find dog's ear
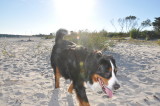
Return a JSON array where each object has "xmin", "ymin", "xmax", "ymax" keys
[
  {"xmin": 94, "ymin": 50, "xmax": 102, "ymax": 58},
  {"xmin": 98, "ymin": 58, "xmax": 108, "ymax": 65},
  {"xmin": 98, "ymin": 56, "xmax": 111, "ymax": 66}
]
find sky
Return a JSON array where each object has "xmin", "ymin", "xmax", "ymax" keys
[{"xmin": 0, "ymin": 0, "xmax": 159, "ymax": 35}]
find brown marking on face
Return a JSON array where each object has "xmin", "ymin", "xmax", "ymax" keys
[
  {"xmin": 76, "ymin": 95, "xmax": 90, "ymax": 106},
  {"xmin": 68, "ymin": 83, "xmax": 73, "ymax": 94},
  {"xmin": 55, "ymin": 67, "xmax": 61, "ymax": 88},
  {"xmin": 92, "ymin": 74, "xmax": 110, "ymax": 85},
  {"xmin": 108, "ymin": 67, "xmax": 112, "ymax": 72}
]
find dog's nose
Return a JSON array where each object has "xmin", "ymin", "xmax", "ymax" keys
[{"xmin": 113, "ymin": 83, "xmax": 120, "ymax": 90}]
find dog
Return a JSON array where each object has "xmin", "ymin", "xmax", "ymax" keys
[{"xmin": 50, "ymin": 29, "xmax": 120, "ymax": 106}]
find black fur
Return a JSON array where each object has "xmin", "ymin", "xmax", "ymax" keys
[{"xmin": 50, "ymin": 29, "xmax": 117, "ymax": 103}]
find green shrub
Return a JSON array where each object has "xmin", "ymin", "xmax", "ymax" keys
[
  {"xmin": 140, "ymin": 30, "xmax": 147, "ymax": 39},
  {"xmin": 156, "ymin": 40, "xmax": 160, "ymax": 45},
  {"xmin": 130, "ymin": 29, "xmax": 139, "ymax": 39},
  {"xmin": 106, "ymin": 32, "xmax": 129, "ymax": 37},
  {"xmin": 152, "ymin": 31, "xmax": 160, "ymax": 39},
  {"xmin": 65, "ymin": 32, "xmax": 109, "ymax": 50},
  {"xmin": 44, "ymin": 35, "xmax": 54, "ymax": 39},
  {"xmin": 139, "ymin": 31, "xmax": 160, "ymax": 40}
]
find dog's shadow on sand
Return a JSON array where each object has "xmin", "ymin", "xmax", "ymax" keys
[{"xmin": 48, "ymin": 88, "xmax": 75, "ymax": 106}]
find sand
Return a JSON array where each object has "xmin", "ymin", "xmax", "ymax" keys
[{"xmin": 0, "ymin": 37, "xmax": 160, "ymax": 106}]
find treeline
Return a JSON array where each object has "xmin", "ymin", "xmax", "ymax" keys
[
  {"xmin": 109, "ymin": 16, "xmax": 160, "ymax": 40},
  {"xmin": 32, "ymin": 33, "xmax": 55, "ymax": 39},
  {"xmin": 70, "ymin": 16, "xmax": 160, "ymax": 40},
  {"xmin": 0, "ymin": 34, "xmax": 27, "ymax": 38},
  {"xmin": 0, "ymin": 33, "xmax": 54, "ymax": 38}
]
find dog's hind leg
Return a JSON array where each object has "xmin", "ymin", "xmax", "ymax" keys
[
  {"xmin": 55, "ymin": 67, "xmax": 61, "ymax": 88},
  {"xmin": 68, "ymin": 83, "xmax": 73, "ymax": 94},
  {"xmin": 74, "ymin": 82, "xmax": 90, "ymax": 106}
]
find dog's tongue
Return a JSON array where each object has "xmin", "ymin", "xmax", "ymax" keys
[
  {"xmin": 102, "ymin": 86, "xmax": 113, "ymax": 98},
  {"xmin": 98, "ymin": 78, "xmax": 113, "ymax": 98}
]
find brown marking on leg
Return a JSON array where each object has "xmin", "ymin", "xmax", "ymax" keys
[
  {"xmin": 55, "ymin": 67, "xmax": 61, "ymax": 88},
  {"xmin": 68, "ymin": 83, "xmax": 74, "ymax": 94},
  {"xmin": 76, "ymin": 95, "xmax": 90, "ymax": 106}
]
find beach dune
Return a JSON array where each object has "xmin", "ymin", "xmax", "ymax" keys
[{"xmin": 0, "ymin": 38, "xmax": 160, "ymax": 106}]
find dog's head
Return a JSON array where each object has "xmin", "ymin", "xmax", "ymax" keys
[
  {"xmin": 87, "ymin": 53, "xmax": 120, "ymax": 98},
  {"xmin": 55, "ymin": 28, "xmax": 68, "ymax": 43}
]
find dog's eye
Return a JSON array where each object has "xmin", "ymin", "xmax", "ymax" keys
[{"xmin": 105, "ymin": 71, "xmax": 112, "ymax": 78}]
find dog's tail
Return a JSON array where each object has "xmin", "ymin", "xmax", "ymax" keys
[{"xmin": 55, "ymin": 28, "xmax": 68, "ymax": 43}]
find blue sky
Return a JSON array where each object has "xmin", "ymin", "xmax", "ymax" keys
[{"xmin": 0, "ymin": 0, "xmax": 159, "ymax": 35}]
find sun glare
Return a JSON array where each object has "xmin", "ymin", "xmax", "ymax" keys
[{"xmin": 53, "ymin": 0, "xmax": 95, "ymax": 30}]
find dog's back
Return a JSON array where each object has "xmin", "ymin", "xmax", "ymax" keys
[
  {"xmin": 51, "ymin": 29, "xmax": 89, "ymax": 80},
  {"xmin": 51, "ymin": 29, "xmax": 75, "ymax": 68},
  {"xmin": 51, "ymin": 29, "xmax": 86, "ymax": 76}
]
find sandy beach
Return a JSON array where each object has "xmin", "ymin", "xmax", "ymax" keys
[{"xmin": 0, "ymin": 37, "xmax": 160, "ymax": 106}]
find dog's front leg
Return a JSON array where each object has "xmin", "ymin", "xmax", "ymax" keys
[
  {"xmin": 55, "ymin": 67, "xmax": 61, "ymax": 88},
  {"xmin": 74, "ymin": 82, "xmax": 90, "ymax": 106}
]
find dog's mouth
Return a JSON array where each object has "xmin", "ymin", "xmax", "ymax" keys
[{"xmin": 97, "ymin": 78, "xmax": 113, "ymax": 98}]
